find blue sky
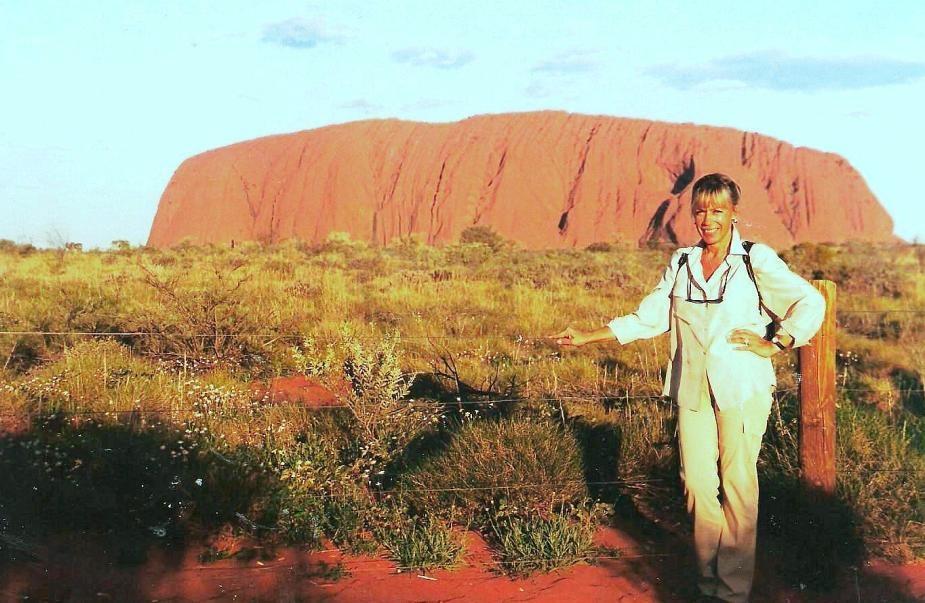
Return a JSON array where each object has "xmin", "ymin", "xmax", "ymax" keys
[{"xmin": 1, "ymin": 0, "xmax": 924, "ymax": 247}]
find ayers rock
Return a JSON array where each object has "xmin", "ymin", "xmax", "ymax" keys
[{"xmin": 148, "ymin": 111, "xmax": 894, "ymax": 249}]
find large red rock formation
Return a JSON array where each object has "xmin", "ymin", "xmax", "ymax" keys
[{"xmin": 147, "ymin": 111, "xmax": 894, "ymax": 249}]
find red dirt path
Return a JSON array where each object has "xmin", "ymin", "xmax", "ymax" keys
[{"xmin": 3, "ymin": 526, "xmax": 923, "ymax": 602}]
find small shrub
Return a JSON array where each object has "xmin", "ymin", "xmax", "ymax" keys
[
  {"xmin": 189, "ymin": 444, "xmax": 274, "ymax": 532},
  {"xmin": 306, "ymin": 331, "xmax": 438, "ymax": 480},
  {"xmin": 264, "ymin": 258, "xmax": 295, "ymax": 278},
  {"xmin": 399, "ymin": 416, "xmax": 587, "ymax": 517},
  {"xmin": 584, "ymin": 241, "xmax": 613, "ymax": 253},
  {"xmin": 322, "ymin": 493, "xmax": 378, "ymax": 553},
  {"xmin": 315, "ymin": 231, "xmax": 366, "ymax": 255},
  {"xmin": 0, "ymin": 239, "xmax": 37, "ymax": 256},
  {"xmin": 376, "ymin": 513, "xmax": 464, "ymax": 570},
  {"xmin": 151, "ymin": 253, "xmax": 177, "ymax": 266},
  {"xmin": 592, "ymin": 397, "xmax": 679, "ymax": 511},
  {"xmin": 273, "ymin": 492, "xmax": 327, "ymax": 546},
  {"xmin": 459, "ymin": 225, "xmax": 507, "ymax": 251},
  {"xmin": 855, "ymin": 374, "xmax": 900, "ymax": 413},
  {"xmin": 134, "ymin": 262, "xmax": 267, "ymax": 370},
  {"xmin": 260, "ymin": 441, "xmax": 330, "ymax": 546},
  {"xmin": 431, "ymin": 268, "xmax": 454, "ymax": 282},
  {"xmin": 443, "ymin": 241, "xmax": 494, "ymax": 267},
  {"xmin": 487, "ymin": 506, "xmax": 600, "ymax": 575}
]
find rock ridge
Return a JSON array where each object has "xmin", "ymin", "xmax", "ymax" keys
[{"xmin": 148, "ymin": 111, "xmax": 895, "ymax": 249}]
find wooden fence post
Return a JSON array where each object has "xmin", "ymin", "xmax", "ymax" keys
[{"xmin": 798, "ymin": 280, "xmax": 837, "ymax": 496}]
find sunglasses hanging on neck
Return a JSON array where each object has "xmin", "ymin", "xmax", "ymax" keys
[{"xmin": 686, "ymin": 262, "xmax": 731, "ymax": 304}]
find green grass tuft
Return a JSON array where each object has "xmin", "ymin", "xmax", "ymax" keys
[{"xmin": 488, "ymin": 507, "xmax": 600, "ymax": 575}]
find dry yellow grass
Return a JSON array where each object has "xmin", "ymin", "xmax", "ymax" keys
[{"xmin": 0, "ymin": 235, "xmax": 923, "ymax": 564}]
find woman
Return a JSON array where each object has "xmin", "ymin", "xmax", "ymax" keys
[{"xmin": 554, "ymin": 173, "xmax": 825, "ymax": 603}]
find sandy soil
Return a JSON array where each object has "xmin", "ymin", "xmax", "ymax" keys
[
  {"xmin": 3, "ymin": 524, "xmax": 924, "ymax": 603},
  {"xmin": 3, "ymin": 377, "xmax": 923, "ymax": 601},
  {"xmin": 251, "ymin": 375, "xmax": 345, "ymax": 408}
]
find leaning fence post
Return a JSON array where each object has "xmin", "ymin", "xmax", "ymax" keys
[{"xmin": 798, "ymin": 280, "xmax": 837, "ymax": 497}]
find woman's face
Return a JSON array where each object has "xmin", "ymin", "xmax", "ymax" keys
[{"xmin": 692, "ymin": 192, "xmax": 737, "ymax": 248}]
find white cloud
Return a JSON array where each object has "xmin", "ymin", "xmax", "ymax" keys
[
  {"xmin": 532, "ymin": 50, "xmax": 599, "ymax": 74},
  {"xmin": 648, "ymin": 52, "xmax": 925, "ymax": 91},
  {"xmin": 391, "ymin": 47, "xmax": 474, "ymax": 69},
  {"xmin": 262, "ymin": 17, "xmax": 345, "ymax": 48},
  {"xmin": 337, "ymin": 99, "xmax": 382, "ymax": 115}
]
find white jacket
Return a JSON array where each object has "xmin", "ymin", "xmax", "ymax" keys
[{"xmin": 607, "ymin": 227, "xmax": 826, "ymax": 411}]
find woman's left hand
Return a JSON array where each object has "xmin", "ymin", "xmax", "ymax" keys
[{"xmin": 727, "ymin": 329, "xmax": 777, "ymax": 358}]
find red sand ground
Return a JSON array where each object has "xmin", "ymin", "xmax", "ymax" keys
[
  {"xmin": 251, "ymin": 375, "xmax": 346, "ymax": 408},
  {"xmin": 3, "ymin": 526, "xmax": 924, "ymax": 602},
  {"xmin": 4, "ymin": 378, "xmax": 924, "ymax": 601}
]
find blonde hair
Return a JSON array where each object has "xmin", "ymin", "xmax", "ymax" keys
[{"xmin": 691, "ymin": 173, "xmax": 741, "ymax": 209}]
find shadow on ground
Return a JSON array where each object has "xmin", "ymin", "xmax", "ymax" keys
[
  {"xmin": 1, "ymin": 407, "xmax": 922, "ymax": 602},
  {"xmin": 569, "ymin": 409, "xmax": 923, "ymax": 602},
  {"xmin": 0, "ymin": 414, "xmax": 280, "ymax": 601}
]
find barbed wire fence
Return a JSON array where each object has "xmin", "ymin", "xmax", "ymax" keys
[{"xmin": 0, "ymin": 309, "xmax": 924, "ymax": 572}]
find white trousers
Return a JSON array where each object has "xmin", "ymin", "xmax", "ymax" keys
[{"xmin": 678, "ymin": 380, "xmax": 771, "ymax": 603}]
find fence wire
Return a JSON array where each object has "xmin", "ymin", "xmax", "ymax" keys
[
  {"xmin": 2, "ymin": 257, "xmax": 925, "ymax": 587},
  {"xmin": 1, "ymin": 308, "xmax": 925, "ymax": 341},
  {"xmin": 5, "ymin": 385, "xmax": 925, "ymax": 421},
  {"xmin": 0, "ymin": 388, "xmax": 809, "ymax": 418},
  {"xmin": 0, "ymin": 332, "xmax": 922, "ymax": 497}
]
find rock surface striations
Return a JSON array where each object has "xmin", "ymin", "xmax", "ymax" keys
[{"xmin": 148, "ymin": 112, "xmax": 894, "ymax": 249}]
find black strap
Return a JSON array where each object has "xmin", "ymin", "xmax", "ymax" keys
[
  {"xmin": 742, "ymin": 241, "xmax": 780, "ymax": 338},
  {"xmin": 741, "ymin": 241, "xmax": 762, "ymax": 313}
]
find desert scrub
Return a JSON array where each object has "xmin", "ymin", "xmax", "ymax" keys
[
  {"xmin": 487, "ymin": 504, "xmax": 603, "ymax": 575},
  {"xmin": 2, "ymin": 240, "xmax": 925, "ymax": 564},
  {"xmin": 132, "ymin": 260, "xmax": 271, "ymax": 371},
  {"xmin": 0, "ymin": 278, "xmax": 126, "ymax": 372},
  {"xmin": 782, "ymin": 242, "xmax": 915, "ymax": 299},
  {"xmin": 376, "ymin": 512, "xmax": 465, "ymax": 570},
  {"xmin": 15, "ymin": 339, "xmax": 176, "ymax": 418},
  {"xmin": 303, "ymin": 330, "xmax": 441, "ymax": 483},
  {"xmin": 566, "ymin": 396, "xmax": 679, "ymax": 518},
  {"xmin": 257, "ymin": 431, "xmax": 376, "ymax": 551},
  {"xmin": 836, "ymin": 400, "xmax": 925, "ymax": 561},
  {"xmin": 269, "ymin": 487, "xmax": 327, "ymax": 547},
  {"xmin": 399, "ymin": 415, "xmax": 587, "ymax": 518}
]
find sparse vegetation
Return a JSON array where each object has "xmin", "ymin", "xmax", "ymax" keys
[
  {"xmin": 0, "ymin": 239, "xmax": 923, "ymax": 575},
  {"xmin": 376, "ymin": 512, "xmax": 465, "ymax": 570},
  {"xmin": 399, "ymin": 415, "xmax": 588, "ymax": 518},
  {"xmin": 488, "ymin": 505, "xmax": 602, "ymax": 575}
]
